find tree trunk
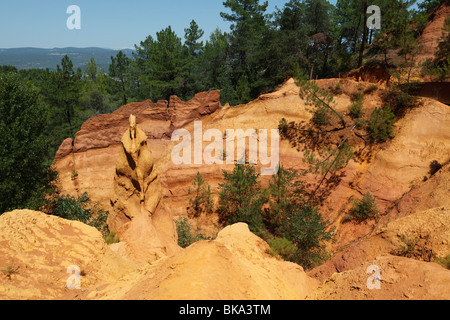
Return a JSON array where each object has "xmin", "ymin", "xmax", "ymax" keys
[{"xmin": 358, "ymin": 1, "xmax": 369, "ymax": 68}]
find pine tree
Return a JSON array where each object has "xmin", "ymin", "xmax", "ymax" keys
[
  {"xmin": 187, "ymin": 172, "xmax": 214, "ymax": 218},
  {"xmin": 184, "ymin": 20, "xmax": 205, "ymax": 98},
  {"xmin": 217, "ymin": 164, "xmax": 265, "ymax": 233},
  {"xmin": 109, "ymin": 51, "xmax": 131, "ymax": 105},
  {"xmin": 220, "ymin": 0, "xmax": 269, "ymax": 102},
  {"xmin": 0, "ymin": 73, "xmax": 56, "ymax": 213}
]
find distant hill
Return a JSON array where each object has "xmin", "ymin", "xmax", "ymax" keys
[{"xmin": 0, "ymin": 47, "xmax": 134, "ymax": 71}]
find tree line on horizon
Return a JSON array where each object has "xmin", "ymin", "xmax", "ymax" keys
[{"xmin": 0, "ymin": 0, "xmax": 446, "ymax": 215}]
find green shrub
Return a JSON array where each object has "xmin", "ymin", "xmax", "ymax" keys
[
  {"xmin": 105, "ymin": 231, "xmax": 120, "ymax": 244},
  {"xmin": 217, "ymin": 164, "xmax": 265, "ymax": 233},
  {"xmin": 187, "ymin": 172, "xmax": 214, "ymax": 218},
  {"xmin": 348, "ymin": 93, "xmax": 365, "ymax": 119},
  {"xmin": 284, "ymin": 205, "xmax": 334, "ymax": 269},
  {"xmin": 48, "ymin": 192, "xmax": 109, "ymax": 238},
  {"xmin": 0, "ymin": 73, "xmax": 56, "ymax": 214},
  {"xmin": 329, "ymin": 81, "xmax": 343, "ymax": 95},
  {"xmin": 395, "ymin": 234, "xmax": 419, "ymax": 257},
  {"xmin": 71, "ymin": 169, "xmax": 78, "ymax": 180},
  {"xmin": 1, "ymin": 265, "xmax": 18, "ymax": 280},
  {"xmin": 267, "ymin": 237, "xmax": 297, "ymax": 261},
  {"xmin": 353, "ymin": 118, "xmax": 366, "ymax": 129},
  {"xmin": 175, "ymin": 217, "xmax": 210, "ymax": 248},
  {"xmin": 383, "ymin": 88, "xmax": 420, "ymax": 119},
  {"xmin": 351, "ymin": 192, "xmax": 378, "ymax": 220},
  {"xmin": 367, "ymin": 105, "xmax": 396, "ymax": 142},
  {"xmin": 312, "ymin": 107, "xmax": 330, "ymax": 126},
  {"xmin": 434, "ymin": 255, "xmax": 450, "ymax": 270},
  {"xmin": 266, "ymin": 168, "xmax": 335, "ymax": 269}
]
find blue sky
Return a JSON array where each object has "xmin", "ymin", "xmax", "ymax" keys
[{"xmin": 0, "ymin": 0, "xmax": 344, "ymax": 49}]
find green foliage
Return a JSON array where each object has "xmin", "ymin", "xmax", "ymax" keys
[
  {"xmin": 1, "ymin": 265, "xmax": 19, "ymax": 280},
  {"xmin": 71, "ymin": 170, "xmax": 79, "ymax": 180},
  {"xmin": 348, "ymin": 93, "xmax": 365, "ymax": 119},
  {"xmin": 175, "ymin": 217, "xmax": 210, "ymax": 248},
  {"xmin": 217, "ymin": 164, "xmax": 265, "ymax": 234},
  {"xmin": 303, "ymin": 141, "xmax": 353, "ymax": 176},
  {"xmin": 48, "ymin": 192, "xmax": 110, "ymax": 238},
  {"xmin": 418, "ymin": 0, "xmax": 443, "ymax": 13},
  {"xmin": 265, "ymin": 166, "xmax": 335, "ymax": 268},
  {"xmin": 383, "ymin": 88, "xmax": 420, "ymax": 119},
  {"xmin": 105, "ymin": 231, "xmax": 120, "ymax": 244},
  {"xmin": 264, "ymin": 167, "xmax": 306, "ymax": 235},
  {"xmin": 0, "ymin": 65, "xmax": 18, "ymax": 74},
  {"xmin": 267, "ymin": 237, "xmax": 297, "ymax": 261},
  {"xmin": 0, "ymin": 73, "xmax": 56, "ymax": 214},
  {"xmin": 220, "ymin": 0, "xmax": 271, "ymax": 103},
  {"xmin": 312, "ymin": 106, "xmax": 331, "ymax": 126},
  {"xmin": 282, "ymin": 205, "xmax": 334, "ymax": 268},
  {"xmin": 394, "ymin": 233, "xmax": 419, "ymax": 257},
  {"xmin": 434, "ymin": 254, "xmax": 450, "ymax": 270},
  {"xmin": 184, "ymin": 20, "xmax": 204, "ymax": 57},
  {"xmin": 109, "ymin": 51, "xmax": 131, "ymax": 105},
  {"xmin": 329, "ymin": 81, "xmax": 343, "ymax": 95},
  {"xmin": 351, "ymin": 192, "xmax": 378, "ymax": 221},
  {"xmin": 187, "ymin": 172, "xmax": 214, "ymax": 218},
  {"xmin": 46, "ymin": 55, "xmax": 82, "ymax": 137},
  {"xmin": 298, "ymin": 78, "xmax": 346, "ymax": 128},
  {"xmin": 367, "ymin": 105, "xmax": 396, "ymax": 142},
  {"xmin": 216, "ymin": 164, "xmax": 335, "ymax": 269}
]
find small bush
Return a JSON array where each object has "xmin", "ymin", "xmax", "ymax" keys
[
  {"xmin": 396, "ymin": 234, "xmax": 419, "ymax": 257},
  {"xmin": 48, "ymin": 192, "xmax": 110, "ymax": 238},
  {"xmin": 353, "ymin": 118, "xmax": 366, "ymax": 129},
  {"xmin": 351, "ymin": 192, "xmax": 378, "ymax": 220},
  {"xmin": 175, "ymin": 217, "xmax": 210, "ymax": 248},
  {"xmin": 1, "ymin": 265, "xmax": 18, "ymax": 280},
  {"xmin": 267, "ymin": 237, "xmax": 297, "ymax": 261},
  {"xmin": 348, "ymin": 93, "xmax": 364, "ymax": 119},
  {"xmin": 329, "ymin": 81, "xmax": 343, "ymax": 95},
  {"xmin": 367, "ymin": 105, "xmax": 396, "ymax": 142},
  {"xmin": 312, "ymin": 107, "xmax": 331, "ymax": 126},
  {"xmin": 434, "ymin": 255, "xmax": 450, "ymax": 270},
  {"xmin": 105, "ymin": 231, "xmax": 120, "ymax": 244},
  {"xmin": 187, "ymin": 172, "xmax": 214, "ymax": 218},
  {"xmin": 217, "ymin": 164, "xmax": 265, "ymax": 233},
  {"xmin": 383, "ymin": 88, "xmax": 420, "ymax": 119},
  {"xmin": 71, "ymin": 169, "xmax": 78, "ymax": 180}
]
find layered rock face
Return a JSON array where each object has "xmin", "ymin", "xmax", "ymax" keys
[
  {"xmin": 54, "ymin": 78, "xmax": 450, "ymax": 252},
  {"xmin": 416, "ymin": 1, "xmax": 450, "ymax": 66},
  {"xmin": 108, "ymin": 115, "xmax": 179, "ymax": 265},
  {"xmin": 54, "ymin": 90, "xmax": 221, "ymax": 211}
]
